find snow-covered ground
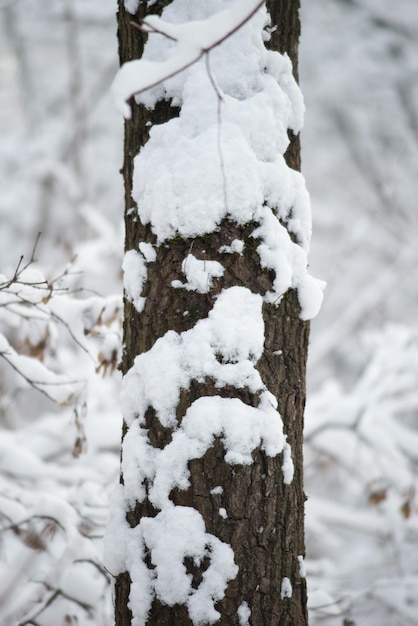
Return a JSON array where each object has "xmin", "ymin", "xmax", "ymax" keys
[{"xmin": 0, "ymin": 0, "xmax": 417, "ymax": 624}]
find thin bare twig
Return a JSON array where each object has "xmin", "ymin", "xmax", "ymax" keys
[
  {"xmin": 130, "ymin": 18, "xmax": 177, "ymax": 42},
  {"xmin": 0, "ymin": 351, "xmax": 81, "ymax": 404},
  {"xmin": 205, "ymin": 52, "xmax": 229, "ymax": 213},
  {"xmin": 0, "ymin": 514, "xmax": 65, "ymax": 535},
  {"xmin": 74, "ymin": 558, "xmax": 112, "ymax": 583}
]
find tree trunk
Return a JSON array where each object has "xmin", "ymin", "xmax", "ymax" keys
[{"xmin": 113, "ymin": 1, "xmax": 309, "ymax": 624}]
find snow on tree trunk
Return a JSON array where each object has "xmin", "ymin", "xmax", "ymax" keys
[{"xmin": 106, "ymin": 1, "xmax": 322, "ymax": 624}]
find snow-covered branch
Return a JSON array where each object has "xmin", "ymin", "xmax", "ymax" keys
[
  {"xmin": 112, "ymin": 0, "xmax": 264, "ymax": 117},
  {"xmin": 0, "ymin": 248, "xmax": 121, "ymax": 408}
]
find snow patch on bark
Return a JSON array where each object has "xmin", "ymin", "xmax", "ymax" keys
[
  {"xmin": 238, "ymin": 601, "xmax": 251, "ymax": 625},
  {"xmin": 121, "ymin": 287, "xmax": 266, "ymax": 429},
  {"xmin": 281, "ymin": 576, "xmax": 293, "ymax": 599},
  {"xmin": 122, "ymin": 249, "xmax": 148, "ymax": 313},
  {"xmin": 171, "ymin": 253, "xmax": 224, "ymax": 293},
  {"xmin": 219, "ymin": 239, "xmax": 244, "ymax": 255},
  {"xmin": 123, "ymin": 0, "xmax": 140, "ymax": 15}
]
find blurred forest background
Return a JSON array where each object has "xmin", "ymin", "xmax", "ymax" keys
[{"xmin": 0, "ymin": 0, "xmax": 417, "ymax": 624}]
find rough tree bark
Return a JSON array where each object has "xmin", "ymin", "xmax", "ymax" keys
[{"xmin": 114, "ymin": 1, "xmax": 309, "ymax": 624}]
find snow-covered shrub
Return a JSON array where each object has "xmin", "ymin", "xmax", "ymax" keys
[{"xmin": 306, "ymin": 325, "xmax": 418, "ymax": 626}]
